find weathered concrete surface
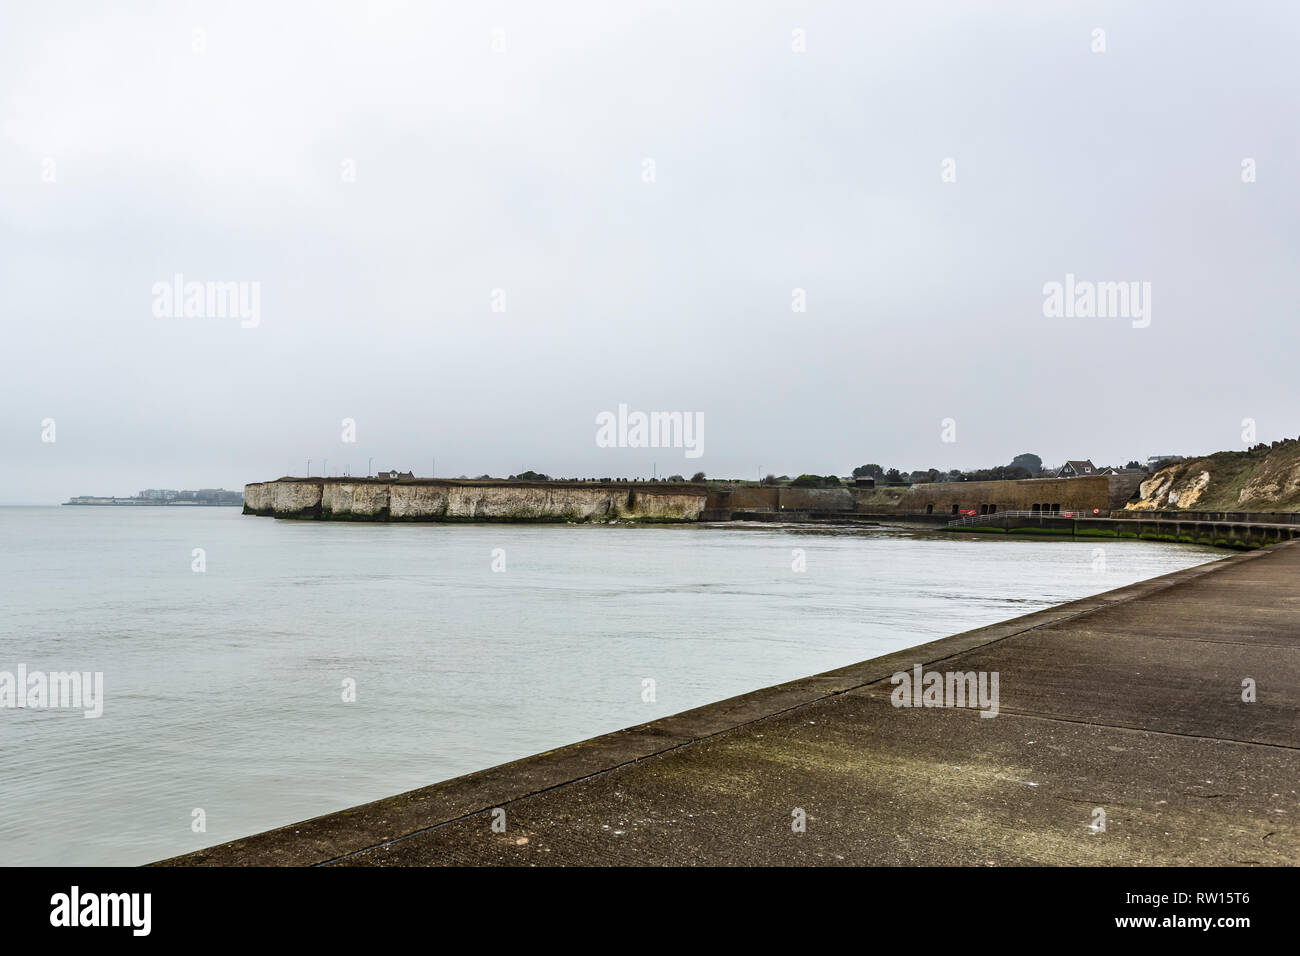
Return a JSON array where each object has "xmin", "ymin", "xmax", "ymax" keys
[
  {"xmin": 852, "ymin": 474, "xmax": 1145, "ymax": 518},
  {"xmin": 159, "ymin": 542, "xmax": 1300, "ymax": 867},
  {"xmin": 898, "ymin": 475, "xmax": 1115, "ymax": 515},
  {"xmin": 707, "ymin": 485, "xmax": 856, "ymax": 518}
]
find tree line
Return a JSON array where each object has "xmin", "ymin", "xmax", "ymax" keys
[{"xmin": 849, "ymin": 454, "xmax": 1145, "ymax": 485}]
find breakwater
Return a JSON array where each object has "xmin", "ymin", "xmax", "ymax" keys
[{"xmin": 242, "ymin": 478, "xmax": 708, "ymax": 522}]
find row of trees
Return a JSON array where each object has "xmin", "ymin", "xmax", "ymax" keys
[
  {"xmin": 852, "ymin": 454, "xmax": 1040, "ymax": 484},
  {"xmin": 852, "ymin": 453, "xmax": 1147, "ymax": 485},
  {"xmin": 456, "ymin": 454, "xmax": 1161, "ymax": 487},
  {"xmin": 488, "ymin": 471, "xmax": 709, "ymax": 483},
  {"xmin": 851, "ymin": 461, "xmax": 1040, "ymax": 485}
]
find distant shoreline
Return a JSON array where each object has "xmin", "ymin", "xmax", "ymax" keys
[{"xmin": 62, "ymin": 500, "xmax": 243, "ymax": 507}]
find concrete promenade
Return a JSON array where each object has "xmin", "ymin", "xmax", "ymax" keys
[{"xmin": 161, "ymin": 542, "xmax": 1300, "ymax": 866}]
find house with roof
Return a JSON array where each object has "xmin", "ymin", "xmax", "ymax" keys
[{"xmin": 1057, "ymin": 459, "xmax": 1097, "ymax": 478}]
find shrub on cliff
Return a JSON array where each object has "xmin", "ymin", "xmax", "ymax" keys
[{"xmin": 790, "ymin": 474, "xmax": 841, "ymax": 488}]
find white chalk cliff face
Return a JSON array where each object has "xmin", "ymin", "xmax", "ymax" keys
[
  {"xmin": 240, "ymin": 481, "xmax": 317, "ymax": 515},
  {"xmin": 1130, "ymin": 468, "xmax": 1212, "ymax": 510},
  {"xmin": 243, "ymin": 481, "xmax": 706, "ymax": 522}
]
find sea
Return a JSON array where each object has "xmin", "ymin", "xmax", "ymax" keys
[{"xmin": 0, "ymin": 505, "xmax": 1223, "ymax": 865}]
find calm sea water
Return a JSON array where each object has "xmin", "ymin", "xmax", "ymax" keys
[{"xmin": 0, "ymin": 506, "xmax": 1222, "ymax": 865}]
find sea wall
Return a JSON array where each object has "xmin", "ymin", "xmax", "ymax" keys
[
  {"xmin": 703, "ymin": 485, "xmax": 855, "ymax": 519},
  {"xmin": 243, "ymin": 479, "xmax": 707, "ymax": 522},
  {"xmin": 946, "ymin": 514, "xmax": 1300, "ymax": 550},
  {"xmin": 159, "ymin": 542, "xmax": 1300, "ymax": 867},
  {"xmin": 892, "ymin": 475, "xmax": 1115, "ymax": 516}
]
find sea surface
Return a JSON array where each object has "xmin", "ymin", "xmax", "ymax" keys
[{"xmin": 0, "ymin": 506, "xmax": 1223, "ymax": 865}]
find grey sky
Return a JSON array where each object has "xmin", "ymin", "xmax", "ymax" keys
[{"xmin": 2, "ymin": 0, "xmax": 1297, "ymax": 503}]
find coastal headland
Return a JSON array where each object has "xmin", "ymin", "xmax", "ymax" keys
[
  {"xmin": 241, "ymin": 474, "xmax": 1132, "ymax": 523},
  {"xmin": 241, "ymin": 477, "xmax": 711, "ymax": 522},
  {"xmin": 159, "ymin": 539, "xmax": 1300, "ymax": 866},
  {"xmin": 242, "ymin": 474, "xmax": 1300, "ymax": 548}
]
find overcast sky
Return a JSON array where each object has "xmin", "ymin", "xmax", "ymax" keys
[{"xmin": 2, "ymin": 0, "xmax": 1297, "ymax": 502}]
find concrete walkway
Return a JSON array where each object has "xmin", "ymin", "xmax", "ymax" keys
[{"xmin": 161, "ymin": 542, "xmax": 1300, "ymax": 866}]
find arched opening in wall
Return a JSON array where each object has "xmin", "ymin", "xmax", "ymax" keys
[
  {"xmin": 951, "ymin": 504, "xmax": 959, "ymax": 515},
  {"xmin": 1032, "ymin": 504, "xmax": 1041, "ymax": 514},
  {"xmin": 1051, "ymin": 503, "xmax": 1061, "ymax": 514},
  {"xmin": 926, "ymin": 504, "xmax": 934, "ymax": 514},
  {"xmin": 989, "ymin": 504, "xmax": 998, "ymax": 514}
]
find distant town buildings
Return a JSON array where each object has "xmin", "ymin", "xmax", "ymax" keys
[
  {"xmin": 65, "ymin": 488, "xmax": 243, "ymax": 506},
  {"xmin": 1057, "ymin": 459, "xmax": 1097, "ymax": 478},
  {"xmin": 375, "ymin": 470, "xmax": 415, "ymax": 479}
]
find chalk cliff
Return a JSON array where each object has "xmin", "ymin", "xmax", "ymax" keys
[
  {"xmin": 243, "ymin": 479, "xmax": 708, "ymax": 522},
  {"xmin": 1126, "ymin": 441, "xmax": 1300, "ymax": 512}
]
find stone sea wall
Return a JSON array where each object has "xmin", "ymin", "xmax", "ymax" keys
[
  {"xmin": 893, "ymin": 475, "xmax": 1115, "ymax": 515},
  {"xmin": 243, "ymin": 479, "xmax": 708, "ymax": 523}
]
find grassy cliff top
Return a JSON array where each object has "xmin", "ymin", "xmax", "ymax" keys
[{"xmin": 1128, "ymin": 441, "xmax": 1300, "ymax": 512}]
